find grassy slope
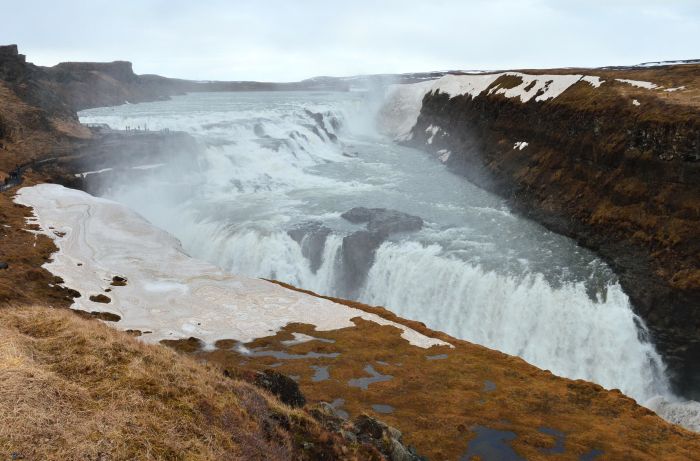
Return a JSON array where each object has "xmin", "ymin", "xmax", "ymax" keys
[
  {"xmin": 178, "ymin": 281, "xmax": 700, "ymax": 461},
  {"xmin": 0, "ymin": 306, "xmax": 386, "ymax": 461}
]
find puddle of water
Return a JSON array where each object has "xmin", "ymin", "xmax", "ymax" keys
[
  {"xmin": 538, "ymin": 426, "xmax": 566, "ymax": 454},
  {"xmin": 427, "ymin": 354, "xmax": 449, "ymax": 360},
  {"xmin": 310, "ymin": 365, "xmax": 330, "ymax": 382},
  {"xmin": 268, "ymin": 362, "xmax": 283, "ymax": 368},
  {"xmin": 580, "ymin": 449, "xmax": 605, "ymax": 461},
  {"xmin": 461, "ymin": 426, "xmax": 525, "ymax": 461},
  {"xmin": 236, "ymin": 344, "xmax": 340, "ymax": 360},
  {"xmin": 371, "ymin": 404, "xmax": 395, "ymax": 414},
  {"xmin": 483, "ymin": 380, "xmax": 497, "ymax": 392},
  {"xmin": 348, "ymin": 364, "xmax": 393, "ymax": 390}
]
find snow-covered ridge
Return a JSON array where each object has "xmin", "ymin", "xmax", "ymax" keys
[
  {"xmin": 615, "ymin": 79, "xmax": 659, "ymax": 90},
  {"xmin": 378, "ymin": 72, "xmax": 605, "ymax": 140},
  {"xmin": 15, "ymin": 184, "xmax": 450, "ymax": 350}
]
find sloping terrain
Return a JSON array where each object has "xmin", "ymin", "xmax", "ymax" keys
[
  {"xmin": 0, "ymin": 306, "xmax": 395, "ymax": 460},
  {"xmin": 14, "ymin": 181, "xmax": 700, "ymax": 461},
  {"xmin": 389, "ymin": 64, "xmax": 700, "ymax": 398}
]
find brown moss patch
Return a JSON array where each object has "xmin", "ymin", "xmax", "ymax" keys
[{"xmin": 181, "ymin": 282, "xmax": 700, "ymax": 461}]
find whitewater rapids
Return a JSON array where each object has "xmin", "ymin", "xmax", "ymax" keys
[{"xmin": 79, "ymin": 89, "xmax": 700, "ymax": 431}]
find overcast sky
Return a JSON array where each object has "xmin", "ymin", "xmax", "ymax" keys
[{"xmin": 2, "ymin": 0, "xmax": 698, "ymax": 81}]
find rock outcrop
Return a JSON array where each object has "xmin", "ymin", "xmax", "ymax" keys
[
  {"xmin": 402, "ymin": 65, "xmax": 700, "ymax": 397},
  {"xmin": 339, "ymin": 207, "xmax": 424, "ymax": 297}
]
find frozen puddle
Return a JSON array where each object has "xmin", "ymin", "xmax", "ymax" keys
[{"xmin": 15, "ymin": 184, "xmax": 450, "ymax": 349}]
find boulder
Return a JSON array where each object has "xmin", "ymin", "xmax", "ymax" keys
[
  {"xmin": 341, "ymin": 207, "xmax": 423, "ymax": 234},
  {"xmin": 288, "ymin": 221, "xmax": 332, "ymax": 273},
  {"xmin": 253, "ymin": 370, "xmax": 306, "ymax": 408}
]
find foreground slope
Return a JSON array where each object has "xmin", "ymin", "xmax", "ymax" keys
[
  {"xmin": 0, "ymin": 307, "xmax": 392, "ymax": 460},
  {"xmin": 14, "ymin": 183, "xmax": 700, "ymax": 461}
]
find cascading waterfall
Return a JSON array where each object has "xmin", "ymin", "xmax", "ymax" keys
[{"xmin": 79, "ymin": 89, "xmax": 700, "ymax": 431}]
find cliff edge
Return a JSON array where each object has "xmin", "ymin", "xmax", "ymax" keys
[{"xmin": 390, "ymin": 64, "xmax": 700, "ymax": 398}]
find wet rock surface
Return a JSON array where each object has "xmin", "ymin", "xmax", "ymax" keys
[
  {"xmin": 339, "ymin": 207, "xmax": 423, "ymax": 297},
  {"xmin": 341, "ymin": 207, "xmax": 424, "ymax": 234},
  {"xmin": 288, "ymin": 221, "xmax": 332, "ymax": 273}
]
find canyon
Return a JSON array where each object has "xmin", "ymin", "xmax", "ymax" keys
[{"xmin": 1, "ymin": 44, "xmax": 699, "ymax": 460}]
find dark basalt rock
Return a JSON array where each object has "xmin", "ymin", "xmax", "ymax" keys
[
  {"xmin": 341, "ymin": 207, "xmax": 423, "ymax": 234},
  {"xmin": 0, "ymin": 262, "xmax": 8, "ymax": 270},
  {"xmin": 288, "ymin": 221, "xmax": 332, "ymax": 273},
  {"xmin": 253, "ymin": 370, "xmax": 306, "ymax": 408},
  {"xmin": 338, "ymin": 207, "xmax": 424, "ymax": 297},
  {"xmin": 89, "ymin": 294, "xmax": 111, "ymax": 304},
  {"xmin": 340, "ymin": 230, "xmax": 386, "ymax": 297},
  {"xmin": 110, "ymin": 275, "xmax": 128, "ymax": 286}
]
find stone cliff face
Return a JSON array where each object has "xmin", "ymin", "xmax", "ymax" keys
[{"xmin": 405, "ymin": 66, "xmax": 700, "ymax": 398}]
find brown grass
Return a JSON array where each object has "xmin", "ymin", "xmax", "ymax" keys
[
  {"xmin": 191, "ymin": 281, "xmax": 700, "ymax": 461},
  {"xmin": 0, "ymin": 306, "xmax": 378, "ymax": 461}
]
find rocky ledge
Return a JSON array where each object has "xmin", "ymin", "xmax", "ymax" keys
[{"xmin": 392, "ymin": 64, "xmax": 700, "ymax": 397}]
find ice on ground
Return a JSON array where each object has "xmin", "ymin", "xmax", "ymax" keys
[
  {"xmin": 581, "ymin": 76, "xmax": 605, "ymax": 88},
  {"xmin": 15, "ymin": 184, "xmax": 450, "ymax": 350},
  {"xmin": 513, "ymin": 142, "xmax": 529, "ymax": 150},
  {"xmin": 615, "ymin": 79, "xmax": 659, "ymax": 89}
]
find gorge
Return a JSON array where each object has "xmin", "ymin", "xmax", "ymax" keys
[{"xmin": 2, "ymin": 43, "xmax": 700, "ymax": 460}]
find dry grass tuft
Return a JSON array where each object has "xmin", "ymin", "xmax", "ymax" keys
[{"xmin": 0, "ymin": 306, "xmax": 348, "ymax": 461}]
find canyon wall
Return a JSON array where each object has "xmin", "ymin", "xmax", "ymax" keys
[{"xmin": 400, "ymin": 66, "xmax": 700, "ymax": 397}]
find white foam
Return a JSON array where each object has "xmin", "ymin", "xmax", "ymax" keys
[{"xmin": 15, "ymin": 184, "xmax": 449, "ymax": 350}]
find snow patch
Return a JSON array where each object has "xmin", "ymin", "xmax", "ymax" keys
[
  {"xmin": 425, "ymin": 125, "xmax": 440, "ymax": 144},
  {"xmin": 74, "ymin": 168, "xmax": 113, "ymax": 178},
  {"xmin": 581, "ymin": 76, "xmax": 605, "ymax": 88},
  {"xmin": 632, "ymin": 99, "xmax": 641, "ymax": 107},
  {"xmin": 15, "ymin": 184, "xmax": 450, "ymax": 350},
  {"xmin": 664, "ymin": 86, "xmax": 686, "ymax": 92},
  {"xmin": 489, "ymin": 73, "xmax": 586, "ymax": 102},
  {"xmin": 616, "ymin": 79, "xmax": 659, "ymax": 90},
  {"xmin": 436, "ymin": 149, "xmax": 451, "ymax": 163},
  {"xmin": 513, "ymin": 141, "xmax": 529, "ymax": 150},
  {"xmin": 379, "ymin": 71, "xmax": 605, "ymax": 140}
]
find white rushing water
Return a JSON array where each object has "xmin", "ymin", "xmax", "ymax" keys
[{"xmin": 79, "ymin": 89, "xmax": 700, "ymax": 431}]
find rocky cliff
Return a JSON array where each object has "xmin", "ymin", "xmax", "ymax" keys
[{"xmin": 397, "ymin": 65, "xmax": 700, "ymax": 398}]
